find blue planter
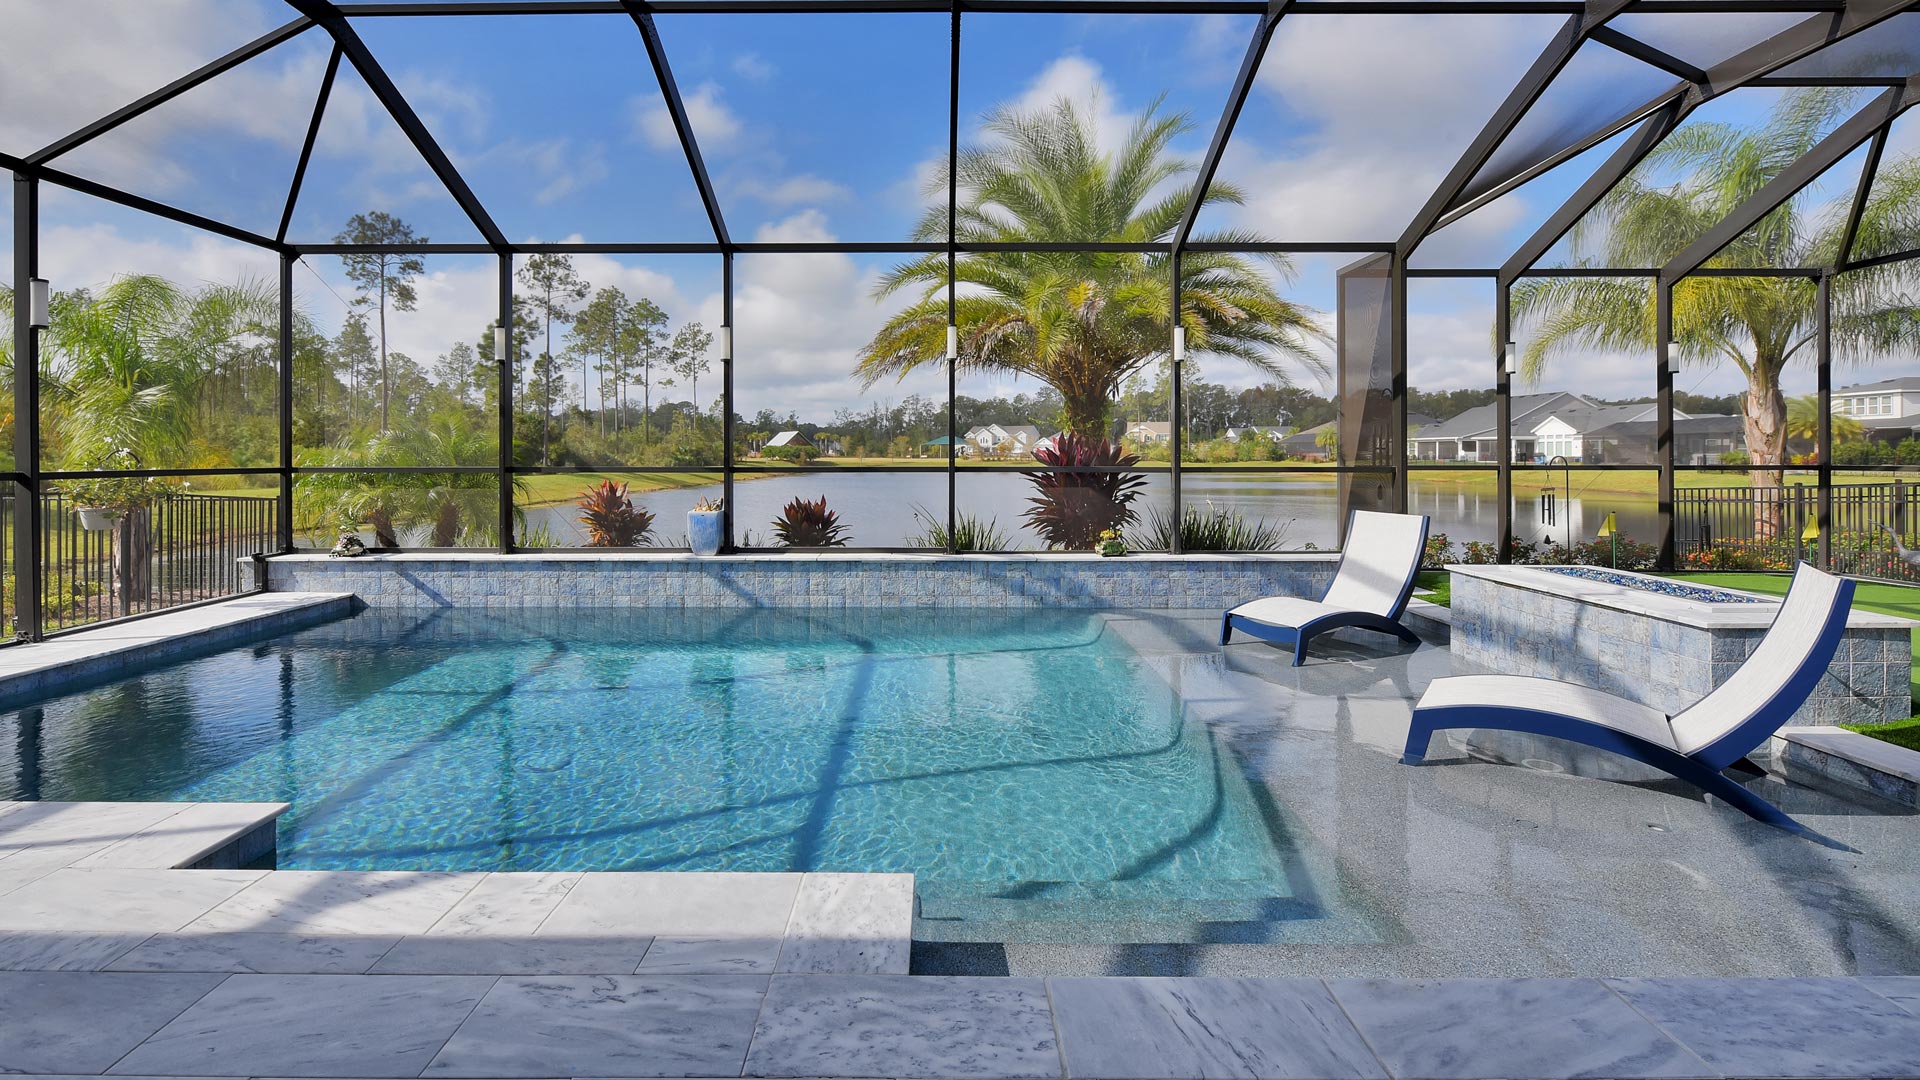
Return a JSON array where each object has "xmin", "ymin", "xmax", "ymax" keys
[{"xmin": 687, "ymin": 510, "xmax": 724, "ymax": 556}]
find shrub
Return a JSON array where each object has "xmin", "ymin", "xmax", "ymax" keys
[
  {"xmin": 1423, "ymin": 532, "xmax": 1458, "ymax": 569},
  {"xmin": 762, "ymin": 443, "xmax": 817, "ymax": 464},
  {"xmin": 773, "ymin": 496, "xmax": 849, "ymax": 547},
  {"xmin": 576, "ymin": 480, "xmax": 657, "ymax": 547},
  {"xmin": 1133, "ymin": 503, "xmax": 1291, "ymax": 551},
  {"xmin": 908, "ymin": 505, "xmax": 1008, "ymax": 551},
  {"xmin": 1022, "ymin": 434, "xmax": 1148, "ymax": 550}
]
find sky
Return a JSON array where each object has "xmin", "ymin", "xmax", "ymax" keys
[{"xmin": 3, "ymin": 0, "xmax": 1919, "ymax": 423}]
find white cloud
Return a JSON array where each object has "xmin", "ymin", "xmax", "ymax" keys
[
  {"xmin": 636, "ymin": 82, "xmax": 741, "ymax": 153},
  {"xmin": 731, "ymin": 53, "xmax": 776, "ymax": 82},
  {"xmin": 1000, "ymin": 56, "xmax": 1137, "ymax": 161},
  {"xmin": 730, "ymin": 174, "xmax": 851, "ymax": 206}
]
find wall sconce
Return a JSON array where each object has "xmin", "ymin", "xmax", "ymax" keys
[
  {"xmin": 1173, "ymin": 326, "xmax": 1187, "ymax": 362},
  {"xmin": 946, "ymin": 324, "xmax": 958, "ymax": 361},
  {"xmin": 1665, "ymin": 333, "xmax": 1680, "ymax": 373},
  {"xmin": 719, "ymin": 325, "xmax": 732, "ymax": 361},
  {"xmin": 28, "ymin": 278, "xmax": 49, "ymax": 330},
  {"xmin": 1502, "ymin": 340, "xmax": 1517, "ymax": 375},
  {"xmin": 493, "ymin": 325, "xmax": 508, "ymax": 363}
]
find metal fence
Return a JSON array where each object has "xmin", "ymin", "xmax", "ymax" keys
[
  {"xmin": 1675, "ymin": 482, "xmax": 1920, "ymax": 582},
  {"xmin": 1, "ymin": 491, "xmax": 278, "ymax": 636}
]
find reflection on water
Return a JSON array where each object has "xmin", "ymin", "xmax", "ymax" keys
[{"xmin": 526, "ymin": 471, "xmax": 1665, "ymax": 550}]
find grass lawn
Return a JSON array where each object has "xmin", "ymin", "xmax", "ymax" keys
[
  {"xmin": 1667, "ymin": 571, "xmax": 1920, "ymax": 748},
  {"xmin": 1414, "ymin": 570, "xmax": 1451, "ymax": 607}
]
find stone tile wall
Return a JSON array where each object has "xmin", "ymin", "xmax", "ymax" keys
[
  {"xmin": 1451, "ymin": 574, "xmax": 1909, "ymax": 725},
  {"xmin": 264, "ymin": 555, "xmax": 1338, "ymax": 612}
]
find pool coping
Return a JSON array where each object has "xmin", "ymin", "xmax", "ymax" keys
[
  {"xmin": 1772, "ymin": 725, "xmax": 1920, "ymax": 808},
  {"xmin": 0, "ymin": 591, "xmax": 356, "ymax": 704}
]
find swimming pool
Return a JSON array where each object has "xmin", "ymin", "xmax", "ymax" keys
[{"xmin": 0, "ymin": 607, "xmax": 1345, "ymax": 944}]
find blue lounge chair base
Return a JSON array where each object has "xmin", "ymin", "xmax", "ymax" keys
[
  {"xmin": 1403, "ymin": 705, "xmax": 1801, "ymax": 831},
  {"xmin": 1221, "ymin": 610, "xmax": 1421, "ymax": 666}
]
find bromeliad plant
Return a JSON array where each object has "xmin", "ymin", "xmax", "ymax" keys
[
  {"xmin": 772, "ymin": 496, "xmax": 850, "ymax": 547},
  {"xmin": 576, "ymin": 480, "xmax": 657, "ymax": 547},
  {"xmin": 1022, "ymin": 433, "xmax": 1147, "ymax": 550}
]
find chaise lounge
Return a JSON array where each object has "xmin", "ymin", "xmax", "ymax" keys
[
  {"xmin": 1221, "ymin": 509, "xmax": 1431, "ymax": 666},
  {"xmin": 1403, "ymin": 562, "xmax": 1856, "ymax": 830}
]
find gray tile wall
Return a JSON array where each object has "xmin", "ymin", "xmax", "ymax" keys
[
  {"xmin": 1451, "ymin": 575, "xmax": 1909, "ymax": 725},
  {"xmin": 265, "ymin": 556, "xmax": 1338, "ymax": 612}
]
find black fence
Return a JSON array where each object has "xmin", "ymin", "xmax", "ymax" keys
[
  {"xmin": 1675, "ymin": 482, "xmax": 1920, "ymax": 582},
  {"xmin": 1, "ymin": 491, "xmax": 278, "ymax": 636}
]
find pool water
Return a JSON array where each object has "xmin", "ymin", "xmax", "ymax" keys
[{"xmin": 0, "ymin": 608, "xmax": 1337, "ymax": 942}]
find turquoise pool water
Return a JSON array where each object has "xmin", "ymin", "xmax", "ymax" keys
[{"xmin": 0, "ymin": 608, "xmax": 1329, "ymax": 942}]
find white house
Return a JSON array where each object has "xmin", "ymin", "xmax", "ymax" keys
[
  {"xmin": 963, "ymin": 424, "xmax": 1051, "ymax": 456},
  {"xmin": 1226, "ymin": 426, "xmax": 1287, "ymax": 443},
  {"xmin": 763, "ymin": 430, "xmax": 814, "ymax": 451},
  {"xmin": 1124, "ymin": 421, "xmax": 1173, "ymax": 445},
  {"xmin": 1833, "ymin": 376, "xmax": 1920, "ymax": 442}
]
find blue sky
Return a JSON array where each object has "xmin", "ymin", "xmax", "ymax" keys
[{"xmin": 3, "ymin": 1, "xmax": 1915, "ymax": 419}]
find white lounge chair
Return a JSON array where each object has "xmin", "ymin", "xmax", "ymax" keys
[
  {"xmin": 1403, "ymin": 562, "xmax": 1856, "ymax": 830},
  {"xmin": 1220, "ymin": 509, "xmax": 1431, "ymax": 666}
]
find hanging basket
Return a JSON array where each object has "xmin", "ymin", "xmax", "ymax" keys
[{"xmin": 76, "ymin": 507, "xmax": 122, "ymax": 532}]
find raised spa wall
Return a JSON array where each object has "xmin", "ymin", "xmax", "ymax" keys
[
  {"xmin": 262, "ymin": 551, "xmax": 1340, "ymax": 611},
  {"xmin": 1448, "ymin": 564, "xmax": 1914, "ymax": 726}
]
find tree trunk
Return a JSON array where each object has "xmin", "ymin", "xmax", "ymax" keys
[
  {"xmin": 542, "ymin": 311, "xmax": 553, "ymax": 466},
  {"xmin": 378, "ymin": 274, "xmax": 390, "ymax": 433},
  {"xmin": 1743, "ymin": 375, "xmax": 1788, "ymax": 540},
  {"xmin": 1062, "ymin": 388, "xmax": 1113, "ymax": 443}
]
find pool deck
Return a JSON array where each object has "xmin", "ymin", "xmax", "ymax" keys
[{"xmin": 5, "ymin": 801, "xmax": 1920, "ymax": 1078}]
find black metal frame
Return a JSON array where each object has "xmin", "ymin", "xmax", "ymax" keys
[{"xmin": 7, "ymin": 0, "xmax": 1920, "ymax": 637}]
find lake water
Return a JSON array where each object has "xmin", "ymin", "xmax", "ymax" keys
[{"xmin": 526, "ymin": 471, "xmax": 1665, "ymax": 551}]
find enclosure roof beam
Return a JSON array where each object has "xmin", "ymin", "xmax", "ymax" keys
[
  {"xmin": 621, "ymin": 2, "xmax": 732, "ymax": 248},
  {"xmin": 1397, "ymin": 1, "xmax": 1633, "ymax": 256},
  {"xmin": 1661, "ymin": 75, "xmax": 1919, "ymax": 284},
  {"xmin": 331, "ymin": 1, "xmax": 1858, "ymax": 14},
  {"xmin": 284, "ymin": 0, "xmax": 509, "ymax": 250},
  {"xmin": 0, "ymin": 151, "xmax": 287, "ymax": 251},
  {"xmin": 1171, "ymin": 0, "xmax": 1293, "ymax": 252},
  {"xmin": 278, "ymin": 45, "xmax": 344, "ymax": 245},
  {"xmin": 1844, "ymin": 243, "xmax": 1920, "ymax": 269},
  {"xmin": 26, "ymin": 16, "xmax": 314, "ymax": 166},
  {"xmin": 1496, "ymin": 0, "xmax": 1920, "ymax": 285},
  {"xmin": 1835, "ymin": 123, "xmax": 1888, "ymax": 270},
  {"xmin": 1589, "ymin": 26, "xmax": 1709, "ymax": 83}
]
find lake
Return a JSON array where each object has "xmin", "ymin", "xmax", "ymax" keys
[{"xmin": 524, "ymin": 471, "xmax": 1665, "ymax": 552}]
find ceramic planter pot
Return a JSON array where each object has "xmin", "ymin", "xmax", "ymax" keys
[
  {"xmin": 688, "ymin": 510, "xmax": 724, "ymax": 556},
  {"xmin": 76, "ymin": 507, "xmax": 121, "ymax": 532}
]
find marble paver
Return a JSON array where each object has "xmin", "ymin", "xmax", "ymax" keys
[
  {"xmin": 0, "ymin": 868, "xmax": 267, "ymax": 933},
  {"xmin": 426, "ymin": 871, "xmax": 581, "ymax": 936},
  {"xmin": 1049, "ymin": 977, "xmax": 1387, "ymax": 1080},
  {"xmin": 0, "ymin": 970, "xmax": 227, "ymax": 1074},
  {"xmin": 371, "ymin": 935, "xmax": 653, "ymax": 975},
  {"xmin": 743, "ymin": 974, "xmax": 1061, "ymax": 1079},
  {"xmin": 0, "ymin": 802, "xmax": 196, "ymax": 872},
  {"xmin": 1329, "ymin": 978, "xmax": 1711, "ymax": 1079},
  {"xmin": 777, "ymin": 872, "xmax": 914, "ymax": 976},
  {"xmin": 110, "ymin": 973, "xmax": 494, "ymax": 1078},
  {"xmin": 423, "ymin": 974, "xmax": 769, "ymax": 1077},
  {"xmin": 107, "ymin": 933, "xmax": 403, "ymax": 975},
  {"xmin": 1608, "ymin": 977, "xmax": 1920, "ymax": 1078},
  {"xmin": 637, "ymin": 935, "xmax": 784, "ymax": 975},
  {"xmin": 67, "ymin": 802, "xmax": 287, "ymax": 870},
  {"xmin": 0, "ymin": 931, "xmax": 149, "ymax": 972},
  {"xmin": 183, "ymin": 870, "xmax": 486, "ymax": 936},
  {"xmin": 540, "ymin": 871, "xmax": 802, "ymax": 942},
  {"xmin": 1860, "ymin": 975, "xmax": 1920, "ymax": 1016}
]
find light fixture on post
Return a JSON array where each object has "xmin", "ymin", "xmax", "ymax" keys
[
  {"xmin": 1665, "ymin": 332, "xmax": 1680, "ymax": 374},
  {"xmin": 1173, "ymin": 326, "xmax": 1187, "ymax": 362},
  {"xmin": 719, "ymin": 325, "xmax": 732, "ymax": 361},
  {"xmin": 492, "ymin": 325, "xmax": 508, "ymax": 364},
  {"xmin": 946, "ymin": 324, "xmax": 958, "ymax": 361},
  {"xmin": 1502, "ymin": 340, "xmax": 1517, "ymax": 375},
  {"xmin": 28, "ymin": 277, "xmax": 49, "ymax": 331}
]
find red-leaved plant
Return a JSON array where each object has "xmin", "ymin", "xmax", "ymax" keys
[
  {"xmin": 773, "ymin": 495, "xmax": 850, "ymax": 547},
  {"xmin": 577, "ymin": 481, "xmax": 657, "ymax": 547},
  {"xmin": 1022, "ymin": 433, "xmax": 1147, "ymax": 550}
]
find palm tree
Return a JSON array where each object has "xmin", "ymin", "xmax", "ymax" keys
[
  {"xmin": 1785, "ymin": 393, "xmax": 1865, "ymax": 455},
  {"xmin": 297, "ymin": 411, "xmax": 523, "ymax": 547},
  {"xmin": 1513, "ymin": 89, "xmax": 1920, "ymax": 537},
  {"xmin": 857, "ymin": 98, "xmax": 1326, "ymax": 439},
  {"xmin": 23, "ymin": 274, "xmax": 275, "ymax": 470}
]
